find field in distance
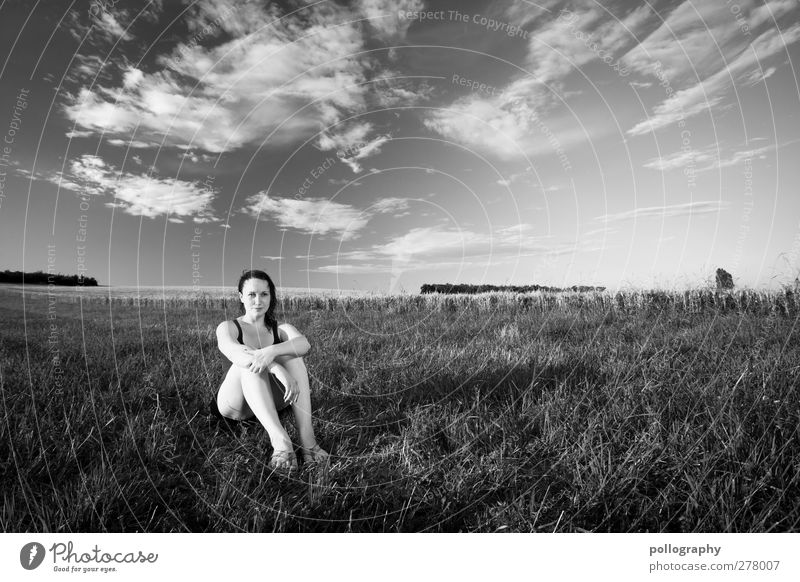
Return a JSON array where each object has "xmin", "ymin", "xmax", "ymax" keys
[{"xmin": 0, "ymin": 283, "xmax": 375, "ymax": 299}]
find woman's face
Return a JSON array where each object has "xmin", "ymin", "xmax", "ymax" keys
[{"xmin": 239, "ymin": 277, "xmax": 271, "ymax": 317}]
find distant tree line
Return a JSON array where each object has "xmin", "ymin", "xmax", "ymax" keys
[
  {"xmin": 0, "ymin": 270, "xmax": 98, "ymax": 286},
  {"xmin": 420, "ymin": 283, "xmax": 606, "ymax": 294}
]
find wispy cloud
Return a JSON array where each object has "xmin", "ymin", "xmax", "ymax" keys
[
  {"xmin": 370, "ymin": 197, "xmax": 411, "ymax": 213},
  {"xmin": 643, "ymin": 139, "xmax": 799, "ymax": 171},
  {"xmin": 623, "ymin": 0, "xmax": 797, "ymax": 81},
  {"xmin": 62, "ymin": 1, "xmax": 432, "ymax": 155},
  {"xmin": 106, "ymin": 138, "xmax": 153, "ymax": 148},
  {"xmin": 241, "ymin": 195, "xmax": 368, "ymax": 241},
  {"xmin": 421, "ymin": 1, "xmax": 660, "ymax": 160},
  {"xmin": 357, "ymin": 0, "xmax": 423, "ymax": 41},
  {"xmin": 340, "ymin": 134, "xmax": 391, "ymax": 174},
  {"xmin": 64, "ymin": 18, "xmax": 366, "ymax": 152},
  {"xmin": 596, "ymin": 201, "xmax": 729, "ymax": 224},
  {"xmin": 625, "ymin": 1, "xmax": 800, "ymax": 135},
  {"xmin": 523, "ymin": 4, "xmax": 652, "ymax": 83},
  {"xmin": 423, "ymin": 76, "xmax": 597, "ymax": 160},
  {"xmin": 91, "ymin": 10, "xmax": 133, "ymax": 41},
  {"xmin": 740, "ymin": 65, "xmax": 778, "ymax": 86},
  {"xmin": 31, "ymin": 155, "xmax": 217, "ymax": 221},
  {"xmin": 240, "ymin": 193, "xmax": 415, "ymax": 240},
  {"xmin": 643, "ymin": 149, "xmax": 717, "ymax": 171},
  {"xmin": 310, "ymin": 222, "xmax": 587, "ymax": 277}
]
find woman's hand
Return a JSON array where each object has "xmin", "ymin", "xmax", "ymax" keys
[
  {"xmin": 247, "ymin": 346, "xmax": 276, "ymax": 374},
  {"xmin": 278, "ymin": 371, "xmax": 299, "ymax": 405},
  {"xmin": 232, "ymin": 347, "xmax": 255, "ymax": 369},
  {"xmin": 265, "ymin": 363, "xmax": 299, "ymax": 405}
]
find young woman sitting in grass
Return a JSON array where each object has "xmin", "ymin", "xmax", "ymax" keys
[{"xmin": 215, "ymin": 269, "xmax": 328, "ymax": 474}]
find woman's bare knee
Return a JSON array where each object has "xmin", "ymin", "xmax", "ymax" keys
[
  {"xmin": 217, "ymin": 394, "xmax": 253, "ymax": 420},
  {"xmin": 217, "ymin": 364, "xmax": 255, "ymax": 420},
  {"xmin": 275, "ymin": 354, "xmax": 305, "ymax": 367}
]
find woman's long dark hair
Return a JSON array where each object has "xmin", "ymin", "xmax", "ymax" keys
[{"xmin": 237, "ymin": 269, "xmax": 277, "ymax": 328}]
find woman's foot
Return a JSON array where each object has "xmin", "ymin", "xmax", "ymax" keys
[
  {"xmin": 268, "ymin": 445, "xmax": 298, "ymax": 474},
  {"xmin": 301, "ymin": 443, "xmax": 329, "ymax": 466}
]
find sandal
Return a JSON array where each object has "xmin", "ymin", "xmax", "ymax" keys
[
  {"xmin": 268, "ymin": 449, "xmax": 298, "ymax": 474},
  {"xmin": 301, "ymin": 443, "xmax": 330, "ymax": 466}
]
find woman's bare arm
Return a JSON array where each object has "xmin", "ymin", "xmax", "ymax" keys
[
  {"xmin": 264, "ymin": 323, "xmax": 311, "ymax": 359},
  {"xmin": 215, "ymin": 321, "xmax": 255, "ymax": 368},
  {"xmin": 247, "ymin": 323, "xmax": 310, "ymax": 372},
  {"xmin": 272, "ymin": 323, "xmax": 311, "ymax": 359}
]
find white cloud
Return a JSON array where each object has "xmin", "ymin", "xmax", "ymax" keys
[
  {"xmin": 317, "ymin": 123, "xmax": 391, "ymax": 174},
  {"xmin": 643, "ymin": 149, "xmax": 716, "ymax": 171},
  {"xmin": 503, "ymin": 0, "xmax": 559, "ymax": 29},
  {"xmin": 65, "ymin": 130, "xmax": 95, "ymax": 139},
  {"xmin": 343, "ymin": 135, "xmax": 391, "ymax": 173},
  {"xmin": 92, "ymin": 11, "xmax": 132, "ymax": 41},
  {"xmin": 241, "ymin": 194, "xmax": 369, "ymax": 240},
  {"xmin": 122, "ymin": 68, "xmax": 144, "ymax": 89},
  {"xmin": 582, "ymin": 225, "xmax": 618, "ymax": 238},
  {"xmin": 357, "ymin": 0, "xmax": 423, "ymax": 40},
  {"xmin": 626, "ymin": 93, "xmax": 725, "ymax": 137},
  {"xmin": 69, "ymin": 55, "xmax": 109, "ymax": 82},
  {"xmin": 740, "ymin": 65, "xmax": 778, "ymax": 86},
  {"xmin": 36, "ymin": 155, "xmax": 217, "ymax": 220},
  {"xmin": 106, "ymin": 138, "xmax": 152, "ymax": 148},
  {"xmin": 185, "ymin": 0, "xmax": 272, "ymax": 38},
  {"xmin": 329, "ymin": 178, "xmax": 363, "ymax": 186},
  {"xmin": 318, "ymin": 122, "xmax": 373, "ymax": 152},
  {"xmin": 310, "ymin": 222, "xmax": 585, "ymax": 276},
  {"xmin": 110, "ymin": 174, "xmax": 217, "ymax": 220},
  {"xmin": 420, "ymin": 2, "xmax": 660, "ymax": 160},
  {"xmin": 596, "ymin": 201, "xmax": 729, "ymax": 223},
  {"xmin": 424, "ymin": 76, "xmax": 595, "ymax": 160},
  {"xmin": 644, "ymin": 139, "xmax": 798, "ymax": 172},
  {"xmin": 621, "ymin": 0, "xmax": 797, "ymax": 82},
  {"xmin": 369, "ymin": 74, "xmax": 435, "ymax": 107},
  {"xmin": 314, "ymin": 263, "xmax": 393, "ymax": 274},
  {"xmin": 372, "ymin": 223, "xmax": 556, "ymax": 262},
  {"xmin": 624, "ymin": 2, "xmax": 800, "ymax": 135},
  {"xmin": 370, "ymin": 197, "xmax": 411, "ymax": 213},
  {"xmin": 63, "ymin": 1, "xmax": 435, "ymax": 155},
  {"xmin": 241, "ymin": 193, "xmax": 418, "ymax": 239},
  {"xmin": 64, "ymin": 5, "xmax": 370, "ymax": 152},
  {"xmin": 523, "ymin": 4, "xmax": 651, "ymax": 84}
]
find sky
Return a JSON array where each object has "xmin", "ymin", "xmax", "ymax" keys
[{"xmin": 0, "ymin": 0, "xmax": 799, "ymax": 292}]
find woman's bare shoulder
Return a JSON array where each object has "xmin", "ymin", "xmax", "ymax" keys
[
  {"xmin": 216, "ymin": 319, "xmax": 237, "ymax": 336},
  {"xmin": 277, "ymin": 322, "xmax": 304, "ymax": 339}
]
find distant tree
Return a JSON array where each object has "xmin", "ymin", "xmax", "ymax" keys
[
  {"xmin": 0, "ymin": 270, "xmax": 98, "ymax": 286},
  {"xmin": 716, "ymin": 268, "xmax": 734, "ymax": 290},
  {"xmin": 419, "ymin": 282, "xmax": 606, "ymax": 294}
]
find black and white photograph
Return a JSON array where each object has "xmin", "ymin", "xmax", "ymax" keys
[{"xmin": 1, "ymin": 0, "xmax": 799, "ymax": 567}]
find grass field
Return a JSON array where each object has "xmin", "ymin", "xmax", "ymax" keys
[{"xmin": 1, "ymin": 285, "xmax": 798, "ymax": 532}]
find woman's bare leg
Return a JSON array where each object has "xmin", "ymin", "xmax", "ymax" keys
[
  {"xmin": 239, "ymin": 369, "xmax": 293, "ymax": 453},
  {"xmin": 217, "ymin": 365, "xmax": 294, "ymax": 468},
  {"xmin": 216, "ymin": 364, "xmax": 253, "ymax": 420},
  {"xmin": 277, "ymin": 356, "xmax": 328, "ymax": 462}
]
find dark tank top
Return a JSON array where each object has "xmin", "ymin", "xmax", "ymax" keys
[{"xmin": 232, "ymin": 319, "xmax": 282, "ymax": 347}]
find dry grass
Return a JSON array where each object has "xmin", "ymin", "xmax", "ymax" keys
[{"xmin": 1, "ymin": 286, "xmax": 798, "ymax": 532}]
